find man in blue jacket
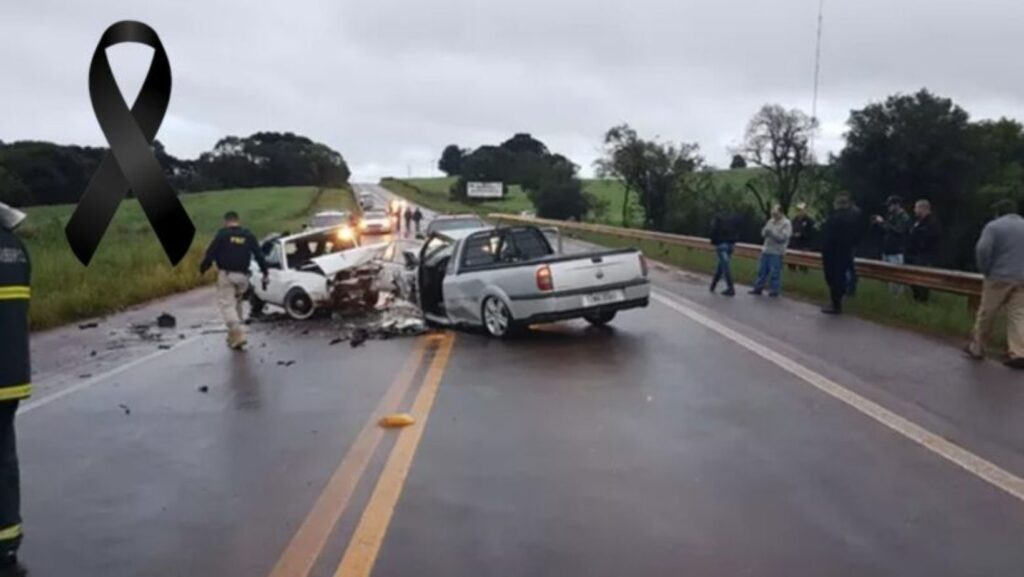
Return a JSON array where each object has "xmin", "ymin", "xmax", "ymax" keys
[{"xmin": 200, "ymin": 211, "xmax": 269, "ymax": 350}]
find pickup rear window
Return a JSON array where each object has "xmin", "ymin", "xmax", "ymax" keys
[{"xmin": 461, "ymin": 228, "xmax": 553, "ymax": 270}]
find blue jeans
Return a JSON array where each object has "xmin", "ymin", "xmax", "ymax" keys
[
  {"xmin": 711, "ymin": 243, "xmax": 734, "ymax": 291},
  {"xmin": 753, "ymin": 253, "xmax": 784, "ymax": 295}
]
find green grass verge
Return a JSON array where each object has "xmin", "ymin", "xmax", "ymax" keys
[
  {"xmin": 381, "ymin": 176, "xmax": 995, "ymax": 344},
  {"xmin": 21, "ymin": 186, "xmax": 356, "ymax": 330},
  {"xmin": 569, "ymin": 229, "xmax": 993, "ymax": 344}
]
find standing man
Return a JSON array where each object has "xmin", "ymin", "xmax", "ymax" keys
[
  {"xmin": 403, "ymin": 207, "xmax": 413, "ymax": 236},
  {"xmin": 749, "ymin": 205, "xmax": 791, "ymax": 297},
  {"xmin": 0, "ymin": 202, "xmax": 30, "ymax": 570},
  {"xmin": 872, "ymin": 196, "xmax": 912, "ymax": 295},
  {"xmin": 708, "ymin": 211, "xmax": 739, "ymax": 296},
  {"xmin": 412, "ymin": 208, "xmax": 424, "ymax": 234},
  {"xmin": 200, "ymin": 211, "xmax": 269, "ymax": 350},
  {"xmin": 906, "ymin": 199, "xmax": 943, "ymax": 302},
  {"xmin": 788, "ymin": 202, "xmax": 816, "ymax": 272},
  {"xmin": 965, "ymin": 199, "xmax": 1024, "ymax": 369},
  {"xmin": 821, "ymin": 193, "xmax": 863, "ymax": 315}
]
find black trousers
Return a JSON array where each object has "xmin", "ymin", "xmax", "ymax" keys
[
  {"xmin": 824, "ymin": 253, "xmax": 853, "ymax": 311},
  {"xmin": 0, "ymin": 401, "xmax": 20, "ymax": 556},
  {"xmin": 905, "ymin": 255, "xmax": 932, "ymax": 302}
]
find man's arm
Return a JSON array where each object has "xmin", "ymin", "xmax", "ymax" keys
[
  {"xmin": 247, "ymin": 231, "xmax": 269, "ymax": 275},
  {"xmin": 975, "ymin": 224, "xmax": 995, "ymax": 275},
  {"xmin": 199, "ymin": 231, "xmax": 221, "ymax": 274}
]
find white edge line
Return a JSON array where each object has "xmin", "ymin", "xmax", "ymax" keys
[
  {"xmin": 19, "ymin": 334, "xmax": 205, "ymax": 416},
  {"xmin": 651, "ymin": 289, "xmax": 1024, "ymax": 504}
]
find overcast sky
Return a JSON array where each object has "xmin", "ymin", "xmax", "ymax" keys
[{"xmin": 2, "ymin": 0, "xmax": 1023, "ymax": 181}]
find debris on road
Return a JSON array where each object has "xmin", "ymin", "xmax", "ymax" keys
[
  {"xmin": 328, "ymin": 337, "xmax": 345, "ymax": 346},
  {"xmin": 198, "ymin": 385, "xmax": 209, "ymax": 393},
  {"xmin": 117, "ymin": 404, "xmax": 131, "ymax": 415},
  {"xmin": 350, "ymin": 328, "xmax": 369, "ymax": 348},
  {"xmin": 379, "ymin": 413, "xmax": 415, "ymax": 428},
  {"xmin": 157, "ymin": 313, "xmax": 177, "ymax": 328},
  {"xmin": 78, "ymin": 322, "xmax": 99, "ymax": 330},
  {"xmin": 277, "ymin": 360, "xmax": 296, "ymax": 367},
  {"xmin": 158, "ymin": 344, "xmax": 172, "ymax": 350}
]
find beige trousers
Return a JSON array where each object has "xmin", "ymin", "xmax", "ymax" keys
[
  {"xmin": 216, "ymin": 271, "xmax": 250, "ymax": 332},
  {"xmin": 970, "ymin": 279, "xmax": 1024, "ymax": 360}
]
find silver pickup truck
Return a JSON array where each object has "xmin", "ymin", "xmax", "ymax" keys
[{"xmin": 409, "ymin": 225, "xmax": 650, "ymax": 337}]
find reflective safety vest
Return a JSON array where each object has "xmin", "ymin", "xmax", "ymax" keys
[{"xmin": 0, "ymin": 229, "xmax": 30, "ymax": 402}]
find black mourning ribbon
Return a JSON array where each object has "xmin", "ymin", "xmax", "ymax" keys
[{"xmin": 65, "ymin": 21, "xmax": 195, "ymax": 266}]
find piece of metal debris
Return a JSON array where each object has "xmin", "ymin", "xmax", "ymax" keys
[
  {"xmin": 118, "ymin": 404, "xmax": 131, "ymax": 415},
  {"xmin": 350, "ymin": 328, "xmax": 369, "ymax": 348},
  {"xmin": 198, "ymin": 386, "xmax": 209, "ymax": 393},
  {"xmin": 79, "ymin": 322, "xmax": 99, "ymax": 330},
  {"xmin": 157, "ymin": 313, "xmax": 177, "ymax": 328},
  {"xmin": 277, "ymin": 360, "xmax": 296, "ymax": 367}
]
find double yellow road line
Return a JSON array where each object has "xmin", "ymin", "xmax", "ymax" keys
[{"xmin": 269, "ymin": 332, "xmax": 456, "ymax": 577}]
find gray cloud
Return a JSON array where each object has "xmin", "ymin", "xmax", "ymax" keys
[{"xmin": 3, "ymin": 0, "xmax": 1024, "ymax": 181}]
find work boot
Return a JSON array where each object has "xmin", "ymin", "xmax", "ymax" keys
[{"xmin": 227, "ymin": 327, "xmax": 247, "ymax": 350}]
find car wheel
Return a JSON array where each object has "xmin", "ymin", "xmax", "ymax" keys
[
  {"xmin": 584, "ymin": 310, "xmax": 617, "ymax": 326},
  {"xmin": 482, "ymin": 296, "xmax": 515, "ymax": 338},
  {"xmin": 284, "ymin": 287, "xmax": 316, "ymax": 320}
]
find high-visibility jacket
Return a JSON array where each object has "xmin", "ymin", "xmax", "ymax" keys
[{"xmin": 0, "ymin": 228, "xmax": 30, "ymax": 402}]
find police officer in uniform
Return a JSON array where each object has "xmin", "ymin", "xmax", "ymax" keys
[
  {"xmin": 0, "ymin": 202, "xmax": 30, "ymax": 571},
  {"xmin": 200, "ymin": 211, "xmax": 268, "ymax": 349}
]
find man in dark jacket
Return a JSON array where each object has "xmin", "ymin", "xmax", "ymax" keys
[
  {"xmin": 200, "ymin": 211, "xmax": 269, "ymax": 350},
  {"xmin": 709, "ymin": 212, "xmax": 739, "ymax": 296},
  {"xmin": 872, "ymin": 195, "xmax": 912, "ymax": 295},
  {"xmin": 905, "ymin": 199, "xmax": 942, "ymax": 302},
  {"xmin": 0, "ymin": 202, "xmax": 30, "ymax": 571},
  {"xmin": 821, "ymin": 194, "xmax": 863, "ymax": 314}
]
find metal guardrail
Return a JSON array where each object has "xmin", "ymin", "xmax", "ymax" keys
[{"xmin": 490, "ymin": 213, "xmax": 984, "ymax": 301}]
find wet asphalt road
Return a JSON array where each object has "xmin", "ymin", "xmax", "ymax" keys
[{"xmin": 16, "ymin": 184, "xmax": 1024, "ymax": 576}]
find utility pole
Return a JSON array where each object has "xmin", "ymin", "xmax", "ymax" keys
[{"xmin": 810, "ymin": 0, "xmax": 825, "ymax": 161}]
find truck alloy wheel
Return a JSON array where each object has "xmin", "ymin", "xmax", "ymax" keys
[
  {"xmin": 284, "ymin": 287, "xmax": 316, "ymax": 320},
  {"xmin": 482, "ymin": 296, "xmax": 513, "ymax": 338}
]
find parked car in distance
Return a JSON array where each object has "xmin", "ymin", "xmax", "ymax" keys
[
  {"xmin": 408, "ymin": 225, "xmax": 650, "ymax": 337},
  {"xmin": 249, "ymin": 227, "xmax": 386, "ymax": 320},
  {"xmin": 359, "ymin": 193, "xmax": 376, "ymax": 210},
  {"xmin": 307, "ymin": 210, "xmax": 355, "ymax": 231},
  {"xmin": 359, "ymin": 210, "xmax": 393, "ymax": 235},
  {"xmin": 421, "ymin": 214, "xmax": 488, "ymax": 238}
]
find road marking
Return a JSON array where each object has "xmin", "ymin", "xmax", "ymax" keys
[
  {"xmin": 333, "ymin": 332, "xmax": 456, "ymax": 577},
  {"xmin": 267, "ymin": 337, "xmax": 431, "ymax": 577},
  {"xmin": 651, "ymin": 290, "xmax": 1024, "ymax": 504},
  {"xmin": 19, "ymin": 335, "xmax": 204, "ymax": 416}
]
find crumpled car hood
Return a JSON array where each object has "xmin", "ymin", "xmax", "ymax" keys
[{"xmin": 311, "ymin": 244, "xmax": 388, "ymax": 276}]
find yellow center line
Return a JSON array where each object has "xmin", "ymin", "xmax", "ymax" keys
[
  {"xmin": 267, "ymin": 337, "xmax": 431, "ymax": 577},
  {"xmin": 333, "ymin": 332, "xmax": 457, "ymax": 577}
]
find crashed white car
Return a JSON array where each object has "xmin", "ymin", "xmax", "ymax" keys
[{"xmin": 249, "ymin": 227, "xmax": 387, "ymax": 320}]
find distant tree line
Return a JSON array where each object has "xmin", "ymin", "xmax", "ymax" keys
[
  {"xmin": 0, "ymin": 131, "xmax": 351, "ymax": 207},
  {"xmin": 438, "ymin": 132, "xmax": 590, "ymax": 220},
  {"xmin": 595, "ymin": 89, "xmax": 1024, "ymax": 272}
]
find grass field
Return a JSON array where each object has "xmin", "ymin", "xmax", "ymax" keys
[
  {"xmin": 392, "ymin": 169, "xmax": 765, "ymax": 226},
  {"xmin": 381, "ymin": 175, "xmax": 995, "ymax": 345},
  {"xmin": 21, "ymin": 186, "xmax": 355, "ymax": 330}
]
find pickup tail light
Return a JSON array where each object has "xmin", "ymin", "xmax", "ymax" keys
[
  {"xmin": 639, "ymin": 254, "xmax": 649, "ymax": 277},
  {"xmin": 536, "ymin": 265, "xmax": 554, "ymax": 291}
]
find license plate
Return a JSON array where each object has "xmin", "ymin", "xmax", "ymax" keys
[{"xmin": 583, "ymin": 289, "xmax": 625, "ymax": 307}]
